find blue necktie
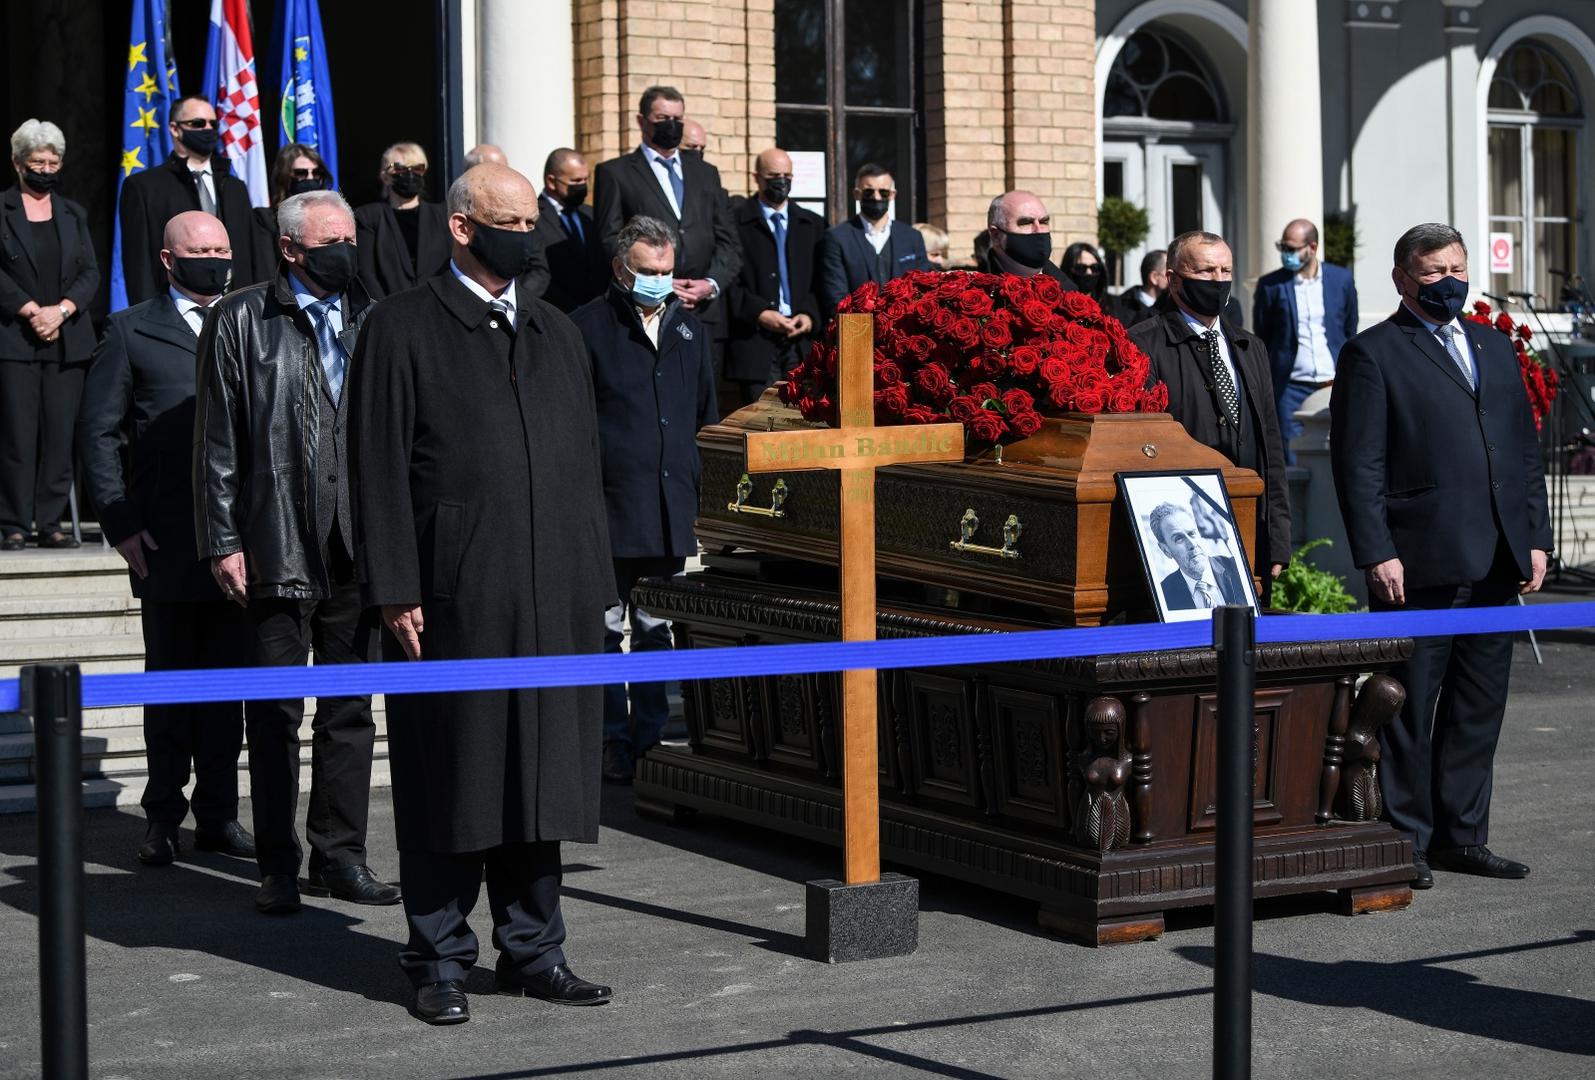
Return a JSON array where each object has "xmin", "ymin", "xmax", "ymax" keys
[
  {"xmin": 564, "ymin": 209, "xmax": 583, "ymax": 244},
  {"xmin": 309, "ymin": 298, "xmax": 347, "ymax": 404},
  {"xmin": 771, "ymin": 211, "xmax": 792, "ymax": 316},
  {"xmin": 664, "ymin": 155, "xmax": 685, "ymax": 215}
]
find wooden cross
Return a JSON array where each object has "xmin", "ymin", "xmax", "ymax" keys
[{"xmin": 743, "ymin": 314, "xmax": 965, "ymax": 884}]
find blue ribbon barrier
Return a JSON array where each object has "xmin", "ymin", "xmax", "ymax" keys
[{"xmin": 2, "ymin": 601, "xmax": 1592, "ymax": 713}]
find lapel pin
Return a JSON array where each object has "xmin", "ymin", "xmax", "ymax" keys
[{"xmin": 678, "ymin": 323, "xmax": 693, "ymax": 340}]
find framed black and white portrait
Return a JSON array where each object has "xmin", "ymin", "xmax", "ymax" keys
[{"xmin": 1116, "ymin": 470, "xmax": 1260, "ymax": 623}]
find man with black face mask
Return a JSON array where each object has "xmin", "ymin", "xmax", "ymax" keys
[
  {"xmin": 1128, "ymin": 230, "xmax": 1291, "ymax": 597},
  {"xmin": 195, "ymin": 188, "xmax": 398, "ymax": 917},
  {"xmin": 119, "ymin": 94, "xmax": 259, "ymax": 305},
  {"xmin": 818, "ymin": 163, "xmax": 933, "ymax": 316},
  {"xmin": 979, "ymin": 190, "xmax": 1078, "ymax": 292},
  {"xmin": 1330, "ymin": 223, "xmax": 1550, "ymax": 892},
  {"xmin": 79, "ymin": 211, "xmax": 253, "ymax": 868},
  {"xmin": 534, "ymin": 147, "xmax": 607, "ymax": 312}
]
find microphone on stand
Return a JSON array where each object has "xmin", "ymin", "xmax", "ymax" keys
[
  {"xmin": 1509, "ymin": 290, "xmax": 1542, "ymax": 302},
  {"xmin": 1482, "ymin": 291, "xmax": 1513, "ymax": 305}
]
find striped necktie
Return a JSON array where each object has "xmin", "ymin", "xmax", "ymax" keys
[
  {"xmin": 308, "ymin": 298, "xmax": 347, "ymax": 404},
  {"xmin": 1437, "ymin": 324, "xmax": 1475, "ymax": 391},
  {"xmin": 489, "ymin": 297, "xmax": 515, "ymax": 336}
]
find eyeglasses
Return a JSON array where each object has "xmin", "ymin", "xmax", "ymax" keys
[
  {"xmin": 1274, "ymin": 242, "xmax": 1308, "ymax": 254},
  {"xmin": 289, "ymin": 167, "xmax": 326, "ymax": 180},
  {"xmin": 388, "ymin": 163, "xmax": 427, "ymax": 176},
  {"xmin": 175, "ymin": 118, "xmax": 220, "ymax": 130}
]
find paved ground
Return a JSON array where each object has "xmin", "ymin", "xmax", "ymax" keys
[{"xmin": 1, "ymin": 619, "xmax": 1593, "ymax": 1078}]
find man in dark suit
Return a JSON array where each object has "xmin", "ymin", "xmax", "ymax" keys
[
  {"xmin": 119, "ymin": 94, "xmax": 257, "ymax": 305},
  {"xmin": 77, "ymin": 211, "xmax": 252, "ymax": 866},
  {"xmin": 820, "ymin": 164, "xmax": 933, "ymax": 314},
  {"xmin": 1114, "ymin": 249, "xmax": 1168, "ymax": 326},
  {"xmin": 1254, "ymin": 218, "xmax": 1360, "ymax": 463},
  {"xmin": 1330, "ymin": 223, "xmax": 1550, "ymax": 890},
  {"xmin": 1129, "ymin": 231, "xmax": 1291, "ymax": 595},
  {"xmin": 727, "ymin": 148, "xmax": 825, "ymax": 405},
  {"xmin": 534, "ymin": 148, "xmax": 606, "ymax": 312},
  {"xmin": 594, "ymin": 86, "xmax": 742, "ymax": 347},
  {"xmin": 569, "ymin": 214, "xmax": 717, "ymax": 784},
  {"xmin": 978, "ymin": 190, "xmax": 1078, "ymax": 293},
  {"xmin": 1148, "ymin": 501, "xmax": 1248, "ymax": 611}
]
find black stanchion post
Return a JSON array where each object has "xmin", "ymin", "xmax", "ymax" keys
[
  {"xmin": 1212, "ymin": 606, "xmax": 1255, "ymax": 1080},
  {"xmin": 27, "ymin": 663, "xmax": 88, "ymax": 1080}
]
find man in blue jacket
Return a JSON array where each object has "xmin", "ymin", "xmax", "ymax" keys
[
  {"xmin": 569, "ymin": 215, "xmax": 718, "ymax": 783},
  {"xmin": 818, "ymin": 163, "xmax": 931, "ymax": 316},
  {"xmin": 1253, "ymin": 218, "xmax": 1359, "ymax": 463}
]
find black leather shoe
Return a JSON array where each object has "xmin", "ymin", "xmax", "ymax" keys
[
  {"xmin": 414, "ymin": 980, "xmax": 470, "ymax": 1025},
  {"xmin": 39, "ymin": 531, "xmax": 79, "ymax": 549},
  {"xmin": 498, "ymin": 962, "xmax": 612, "ymax": 1005},
  {"xmin": 256, "ymin": 874, "xmax": 302, "ymax": 914},
  {"xmin": 303, "ymin": 864, "xmax": 402, "ymax": 905},
  {"xmin": 1430, "ymin": 845, "xmax": 1530, "ymax": 879},
  {"xmin": 1411, "ymin": 851, "xmax": 1434, "ymax": 890},
  {"xmin": 602, "ymin": 741, "xmax": 634, "ymax": 785},
  {"xmin": 194, "ymin": 821, "xmax": 256, "ymax": 858},
  {"xmin": 137, "ymin": 821, "xmax": 180, "ymax": 866},
  {"xmin": 0, "ymin": 533, "xmax": 24, "ymax": 551}
]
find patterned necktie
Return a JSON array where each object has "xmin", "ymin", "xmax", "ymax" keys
[
  {"xmin": 308, "ymin": 298, "xmax": 347, "ymax": 404},
  {"xmin": 1203, "ymin": 329, "xmax": 1240, "ymax": 429},
  {"xmin": 1195, "ymin": 581, "xmax": 1216, "ymax": 608},
  {"xmin": 195, "ymin": 170, "xmax": 216, "ymax": 216},
  {"xmin": 1437, "ymin": 324, "xmax": 1475, "ymax": 391},
  {"xmin": 771, "ymin": 211, "xmax": 792, "ymax": 314},
  {"xmin": 663, "ymin": 155, "xmax": 685, "ymax": 215},
  {"xmin": 489, "ymin": 297, "xmax": 515, "ymax": 337}
]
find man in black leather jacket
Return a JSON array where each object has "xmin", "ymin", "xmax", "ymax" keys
[{"xmin": 193, "ymin": 189, "xmax": 399, "ymax": 915}]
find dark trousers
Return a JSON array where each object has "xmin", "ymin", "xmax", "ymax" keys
[
  {"xmin": 604, "ymin": 555, "xmax": 684, "ymax": 755},
  {"xmin": 397, "ymin": 841, "xmax": 566, "ymax": 987},
  {"xmin": 0, "ymin": 359, "xmax": 85, "ymax": 536},
  {"xmin": 244, "ymin": 545, "xmax": 380, "ymax": 876},
  {"xmin": 140, "ymin": 600, "xmax": 249, "ymax": 827},
  {"xmin": 1373, "ymin": 544, "xmax": 1521, "ymax": 854},
  {"xmin": 729, "ymin": 338, "xmax": 802, "ymax": 409}
]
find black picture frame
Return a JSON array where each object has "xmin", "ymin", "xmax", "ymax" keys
[{"xmin": 1116, "ymin": 469, "xmax": 1261, "ymax": 623}]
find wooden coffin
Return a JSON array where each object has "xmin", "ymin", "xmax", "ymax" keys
[{"xmin": 697, "ymin": 391, "xmax": 1265, "ymax": 625}]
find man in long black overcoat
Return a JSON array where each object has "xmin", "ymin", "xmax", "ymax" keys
[{"xmin": 349, "ymin": 163, "xmax": 616, "ymax": 1026}]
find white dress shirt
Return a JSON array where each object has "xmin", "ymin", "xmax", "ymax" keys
[
  {"xmin": 758, "ymin": 198, "xmax": 793, "ymax": 316},
  {"xmin": 168, "ymin": 286, "xmax": 210, "ymax": 336},
  {"xmin": 1179, "ymin": 564, "xmax": 1223, "ymax": 608},
  {"xmin": 1400, "ymin": 301, "xmax": 1476, "ymax": 386},
  {"xmin": 637, "ymin": 302, "xmax": 666, "ymax": 348},
  {"xmin": 861, "ymin": 213, "xmax": 891, "ymax": 254},
  {"xmin": 1134, "ymin": 288, "xmax": 1157, "ymax": 308},
  {"xmin": 641, "ymin": 144, "xmax": 683, "ymax": 219},
  {"xmin": 1289, "ymin": 271, "xmax": 1335, "ymax": 383},
  {"xmin": 449, "ymin": 259, "xmax": 517, "ymax": 329},
  {"xmin": 1179, "ymin": 307, "xmax": 1241, "ymax": 392}
]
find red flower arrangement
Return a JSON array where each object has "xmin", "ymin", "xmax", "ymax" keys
[
  {"xmin": 1465, "ymin": 300, "xmax": 1559, "ymax": 430},
  {"xmin": 779, "ymin": 270, "xmax": 1168, "ymax": 445}
]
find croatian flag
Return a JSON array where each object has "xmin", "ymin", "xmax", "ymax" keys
[{"xmin": 201, "ymin": 0, "xmax": 269, "ymax": 207}]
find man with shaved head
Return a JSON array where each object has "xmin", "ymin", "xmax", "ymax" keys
[
  {"xmin": 981, "ymin": 189, "xmax": 1078, "ymax": 291},
  {"xmin": 680, "ymin": 119, "xmax": 708, "ymax": 160},
  {"xmin": 350, "ymin": 162, "xmax": 617, "ymax": 1024},
  {"xmin": 464, "ymin": 143, "xmax": 508, "ymax": 168},
  {"xmin": 534, "ymin": 147, "xmax": 606, "ymax": 311},
  {"xmin": 79, "ymin": 210, "xmax": 253, "ymax": 868},
  {"xmin": 727, "ymin": 146, "xmax": 826, "ymax": 403}
]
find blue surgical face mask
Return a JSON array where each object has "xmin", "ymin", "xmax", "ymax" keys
[
  {"xmin": 628, "ymin": 264, "xmax": 674, "ymax": 306},
  {"xmin": 1280, "ymin": 249, "xmax": 1304, "ymax": 272}
]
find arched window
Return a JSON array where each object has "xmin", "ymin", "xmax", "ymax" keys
[
  {"xmin": 1104, "ymin": 29, "xmax": 1225, "ymax": 124},
  {"xmin": 1488, "ymin": 41, "xmax": 1584, "ymax": 304}
]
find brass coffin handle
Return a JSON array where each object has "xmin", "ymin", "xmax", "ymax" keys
[
  {"xmin": 727, "ymin": 473, "xmax": 789, "ymax": 519},
  {"xmin": 948, "ymin": 508, "xmax": 1023, "ymax": 559}
]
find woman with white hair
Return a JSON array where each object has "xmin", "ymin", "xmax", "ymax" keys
[{"xmin": 0, "ymin": 118, "xmax": 99, "ymax": 550}]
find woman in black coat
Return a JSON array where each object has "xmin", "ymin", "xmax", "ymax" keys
[
  {"xmin": 251, "ymin": 142, "xmax": 332, "ymax": 283},
  {"xmin": 0, "ymin": 119, "xmax": 99, "ymax": 549}
]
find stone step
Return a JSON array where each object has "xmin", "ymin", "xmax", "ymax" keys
[
  {"xmin": 0, "ymin": 635, "xmax": 147, "ymax": 679},
  {"xmin": 0, "ymin": 602, "xmax": 142, "ymax": 641},
  {"xmin": 0, "ymin": 549, "xmax": 131, "ymax": 597},
  {"xmin": 0, "ymin": 756, "xmax": 393, "ymax": 815}
]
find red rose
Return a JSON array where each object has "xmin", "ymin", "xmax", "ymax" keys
[
  {"xmin": 1494, "ymin": 312, "xmax": 1513, "ymax": 333},
  {"xmin": 1519, "ymin": 323, "xmax": 1534, "ymax": 341},
  {"xmin": 1110, "ymin": 387, "xmax": 1142, "ymax": 412},
  {"xmin": 1047, "ymin": 382, "xmax": 1074, "ymax": 410},
  {"xmin": 914, "ymin": 363, "xmax": 952, "ymax": 398},
  {"xmin": 957, "ymin": 289, "xmax": 995, "ymax": 317},
  {"xmin": 1060, "ymin": 291, "xmax": 1097, "ymax": 319},
  {"xmin": 1010, "ymin": 344, "xmax": 1043, "ymax": 375},
  {"xmin": 1020, "ymin": 300, "xmax": 1054, "ymax": 330},
  {"xmin": 877, "ymin": 360, "xmax": 905, "ymax": 386},
  {"xmin": 884, "ymin": 300, "xmax": 910, "ymax": 323},
  {"xmin": 876, "ymin": 384, "xmax": 910, "ymax": 414},
  {"xmin": 902, "ymin": 404, "xmax": 943, "ymax": 424},
  {"xmin": 1038, "ymin": 357, "xmax": 1072, "ymax": 386},
  {"xmin": 948, "ymin": 395, "xmax": 983, "ymax": 422},
  {"xmin": 1001, "ymin": 388, "xmax": 1035, "ymax": 414},
  {"xmin": 950, "ymin": 316, "xmax": 981, "ymax": 349},
  {"xmin": 968, "ymin": 409, "xmax": 1008, "ymax": 443},
  {"xmin": 982, "ymin": 316, "xmax": 1014, "ymax": 350},
  {"xmin": 1008, "ymin": 409, "xmax": 1044, "ymax": 437},
  {"xmin": 969, "ymin": 381, "xmax": 1000, "ymax": 404},
  {"xmin": 905, "ymin": 335, "xmax": 935, "ymax": 361},
  {"xmin": 852, "ymin": 282, "xmax": 881, "ymax": 311},
  {"xmin": 1031, "ymin": 274, "xmax": 1064, "ymax": 305},
  {"xmin": 1143, "ymin": 382, "xmax": 1169, "ymax": 412},
  {"xmin": 1074, "ymin": 387, "xmax": 1108, "ymax": 413},
  {"xmin": 1472, "ymin": 300, "xmax": 1492, "ymax": 317}
]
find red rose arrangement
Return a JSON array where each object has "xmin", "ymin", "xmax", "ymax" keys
[
  {"xmin": 779, "ymin": 270, "xmax": 1168, "ymax": 445},
  {"xmin": 1465, "ymin": 300, "xmax": 1559, "ymax": 430}
]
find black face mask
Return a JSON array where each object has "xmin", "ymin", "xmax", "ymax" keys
[
  {"xmin": 1174, "ymin": 273, "xmax": 1232, "ymax": 319},
  {"xmin": 298, "ymin": 240, "xmax": 357, "ymax": 294},
  {"xmin": 557, "ymin": 183, "xmax": 588, "ymax": 211},
  {"xmin": 859, "ymin": 194, "xmax": 890, "ymax": 222},
  {"xmin": 287, "ymin": 177, "xmax": 328, "ymax": 197},
  {"xmin": 1404, "ymin": 269, "xmax": 1469, "ymax": 323},
  {"xmin": 1000, "ymin": 230, "xmax": 1052, "ymax": 269},
  {"xmin": 22, "ymin": 169, "xmax": 59, "ymax": 194},
  {"xmin": 649, "ymin": 117, "xmax": 684, "ymax": 151},
  {"xmin": 468, "ymin": 220, "xmax": 541, "ymax": 280},
  {"xmin": 178, "ymin": 126, "xmax": 219, "ymax": 157},
  {"xmin": 388, "ymin": 171, "xmax": 425, "ymax": 200},
  {"xmin": 168, "ymin": 255, "xmax": 232, "ymax": 296},
  {"xmin": 681, "ymin": 148, "xmax": 704, "ymax": 162},
  {"xmin": 761, "ymin": 177, "xmax": 792, "ymax": 204}
]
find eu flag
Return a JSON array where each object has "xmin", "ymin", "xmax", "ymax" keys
[
  {"xmin": 272, "ymin": 0, "xmax": 339, "ymax": 186},
  {"xmin": 111, "ymin": 0, "xmax": 180, "ymax": 311}
]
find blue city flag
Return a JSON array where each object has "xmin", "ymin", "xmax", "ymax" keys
[
  {"xmin": 110, "ymin": 0, "xmax": 180, "ymax": 311},
  {"xmin": 272, "ymin": 0, "xmax": 338, "ymax": 186}
]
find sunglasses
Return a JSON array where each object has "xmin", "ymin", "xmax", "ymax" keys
[
  {"xmin": 289, "ymin": 167, "xmax": 327, "ymax": 180},
  {"xmin": 388, "ymin": 163, "xmax": 427, "ymax": 176},
  {"xmin": 176, "ymin": 118, "xmax": 220, "ymax": 130}
]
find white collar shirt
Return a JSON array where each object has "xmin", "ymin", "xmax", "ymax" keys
[
  {"xmin": 1402, "ymin": 301, "xmax": 1476, "ymax": 386},
  {"xmin": 168, "ymin": 286, "xmax": 210, "ymax": 336},
  {"xmin": 1180, "ymin": 563, "xmax": 1222, "ymax": 608},
  {"xmin": 1179, "ymin": 307, "xmax": 1240, "ymax": 392},
  {"xmin": 860, "ymin": 212, "xmax": 891, "ymax": 254},
  {"xmin": 759, "ymin": 199, "xmax": 793, "ymax": 316},
  {"xmin": 1135, "ymin": 288, "xmax": 1157, "ymax": 308},
  {"xmin": 449, "ymin": 259, "xmax": 517, "ymax": 330},
  {"xmin": 637, "ymin": 303, "xmax": 666, "ymax": 348},
  {"xmin": 642, "ymin": 143, "xmax": 683, "ymax": 219},
  {"xmin": 1289, "ymin": 271, "xmax": 1335, "ymax": 383}
]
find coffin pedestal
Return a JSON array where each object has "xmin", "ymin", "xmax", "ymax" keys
[{"xmin": 633, "ymin": 569, "xmax": 1415, "ymax": 946}]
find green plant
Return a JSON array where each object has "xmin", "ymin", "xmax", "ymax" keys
[
  {"xmin": 1324, "ymin": 210, "xmax": 1358, "ymax": 268},
  {"xmin": 1097, "ymin": 197, "xmax": 1151, "ymax": 256},
  {"xmin": 1271, "ymin": 539, "xmax": 1361, "ymax": 614}
]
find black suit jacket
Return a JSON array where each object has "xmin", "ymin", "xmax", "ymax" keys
[
  {"xmin": 726, "ymin": 198, "xmax": 825, "ymax": 381},
  {"xmin": 0, "ymin": 187, "xmax": 100, "ymax": 362},
  {"xmin": 77, "ymin": 295, "xmax": 219, "ymax": 600},
  {"xmin": 119, "ymin": 154, "xmax": 258, "ymax": 305},
  {"xmin": 820, "ymin": 216, "xmax": 933, "ymax": 315},
  {"xmin": 1114, "ymin": 285, "xmax": 1155, "ymax": 327},
  {"xmin": 1160, "ymin": 556, "xmax": 1247, "ymax": 610},
  {"xmin": 1130, "ymin": 309, "xmax": 1292, "ymax": 569},
  {"xmin": 978, "ymin": 248, "xmax": 1081, "ymax": 295},
  {"xmin": 593, "ymin": 148, "xmax": 743, "ymax": 330},
  {"xmin": 1330, "ymin": 305, "xmax": 1552, "ymax": 589},
  {"xmin": 534, "ymin": 195, "xmax": 608, "ymax": 313},
  {"xmin": 353, "ymin": 200, "xmax": 454, "ymax": 301}
]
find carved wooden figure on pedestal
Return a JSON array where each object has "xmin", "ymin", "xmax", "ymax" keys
[
  {"xmin": 1338, "ymin": 674, "xmax": 1405, "ymax": 823},
  {"xmin": 1071, "ymin": 697, "xmax": 1133, "ymax": 852}
]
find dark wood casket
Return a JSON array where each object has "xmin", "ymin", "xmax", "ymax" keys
[{"xmin": 634, "ymin": 396, "xmax": 1415, "ymax": 945}]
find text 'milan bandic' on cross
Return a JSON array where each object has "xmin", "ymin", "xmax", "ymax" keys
[{"xmin": 743, "ymin": 313, "xmax": 965, "ymax": 885}]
